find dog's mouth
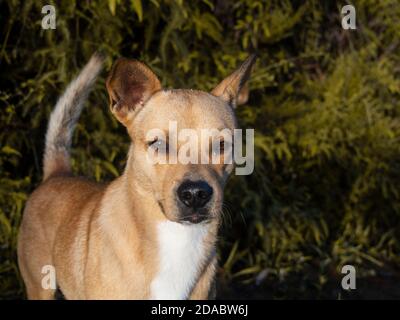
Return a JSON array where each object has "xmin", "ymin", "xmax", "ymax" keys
[
  {"xmin": 180, "ymin": 213, "xmax": 210, "ymax": 224},
  {"xmin": 157, "ymin": 199, "xmax": 214, "ymax": 224}
]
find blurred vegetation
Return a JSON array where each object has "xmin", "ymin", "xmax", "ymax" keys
[{"xmin": 1, "ymin": 0, "xmax": 400, "ymax": 299}]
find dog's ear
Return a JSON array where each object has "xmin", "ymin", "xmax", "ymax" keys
[
  {"xmin": 237, "ymin": 83, "xmax": 250, "ymax": 106},
  {"xmin": 211, "ymin": 54, "xmax": 256, "ymax": 108},
  {"xmin": 106, "ymin": 58, "xmax": 162, "ymax": 126}
]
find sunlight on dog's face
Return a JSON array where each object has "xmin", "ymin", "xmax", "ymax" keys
[
  {"xmin": 106, "ymin": 56, "xmax": 256, "ymax": 224},
  {"xmin": 130, "ymin": 90, "xmax": 236, "ymax": 224}
]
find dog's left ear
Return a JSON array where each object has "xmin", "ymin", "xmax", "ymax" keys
[
  {"xmin": 211, "ymin": 54, "xmax": 256, "ymax": 108},
  {"xmin": 106, "ymin": 58, "xmax": 162, "ymax": 126}
]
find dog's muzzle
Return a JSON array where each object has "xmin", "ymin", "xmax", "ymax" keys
[{"xmin": 176, "ymin": 180, "xmax": 213, "ymax": 224}]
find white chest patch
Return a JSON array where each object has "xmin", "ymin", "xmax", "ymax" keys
[{"xmin": 150, "ymin": 221, "xmax": 209, "ymax": 300}]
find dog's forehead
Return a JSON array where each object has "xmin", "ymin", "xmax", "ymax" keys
[{"xmin": 134, "ymin": 89, "xmax": 236, "ymax": 132}]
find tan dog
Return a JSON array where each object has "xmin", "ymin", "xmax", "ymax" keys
[{"xmin": 17, "ymin": 53, "xmax": 256, "ymax": 299}]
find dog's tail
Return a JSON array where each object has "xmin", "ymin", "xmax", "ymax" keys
[{"xmin": 43, "ymin": 53, "xmax": 104, "ymax": 181}]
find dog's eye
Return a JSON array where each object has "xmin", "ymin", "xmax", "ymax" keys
[
  {"xmin": 148, "ymin": 138, "xmax": 158, "ymax": 146},
  {"xmin": 148, "ymin": 138, "xmax": 168, "ymax": 152},
  {"xmin": 219, "ymin": 140, "xmax": 225, "ymax": 153},
  {"xmin": 211, "ymin": 139, "xmax": 228, "ymax": 157}
]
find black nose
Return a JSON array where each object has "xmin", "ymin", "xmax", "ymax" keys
[{"xmin": 177, "ymin": 180, "xmax": 213, "ymax": 208}]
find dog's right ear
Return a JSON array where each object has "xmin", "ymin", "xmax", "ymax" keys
[
  {"xmin": 211, "ymin": 54, "xmax": 256, "ymax": 108},
  {"xmin": 106, "ymin": 58, "xmax": 162, "ymax": 126}
]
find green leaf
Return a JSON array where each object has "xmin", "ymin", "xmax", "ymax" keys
[
  {"xmin": 108, "ymin": 0, "xmax": 117, "ymax": 16},
  {"xmin": 1, "ymin": 146, "xmax": 21, "ymax": 157},
  {"xmin": 131, "ymin": 0, "xmax": 143, "ymax": 22}
]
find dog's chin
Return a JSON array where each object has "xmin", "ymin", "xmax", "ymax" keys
[
  {"xmin": 161, "ymin": 212, "xmax": 211, "ymax": 225},
  {"xmin": 158, "ymin": 199, "xmax": 217, "ymax": 225},
  {"xmin": 180, "ymin": 214, "xmax": 210, "ymax": 225},
  {"xmin": 178, "ymin": 207, "xmax": 214, "ymax": 225}
]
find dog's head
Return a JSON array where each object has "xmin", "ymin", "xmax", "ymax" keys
[{"xmin": 106, "ymin": 55, "xmax": 255, "ymax": 224}]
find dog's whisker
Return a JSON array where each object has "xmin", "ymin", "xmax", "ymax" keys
[{"xmin": 218, "ymin": 202, "xmax": 234, "ymax": 227}]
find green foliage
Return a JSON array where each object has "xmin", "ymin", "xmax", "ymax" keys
[{"xmin": 1, "ymin": 0, "xmax": 399, "ymax": 299}]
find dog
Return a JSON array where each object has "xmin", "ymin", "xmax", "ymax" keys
[{"xmin": 17, "ymin": 52, "xmax": 256, "ymax": 299}]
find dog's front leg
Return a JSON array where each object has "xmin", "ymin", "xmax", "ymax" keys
[{"xmin": 189, "ymin": 256, "xmax": 217, "ymax": 300}]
